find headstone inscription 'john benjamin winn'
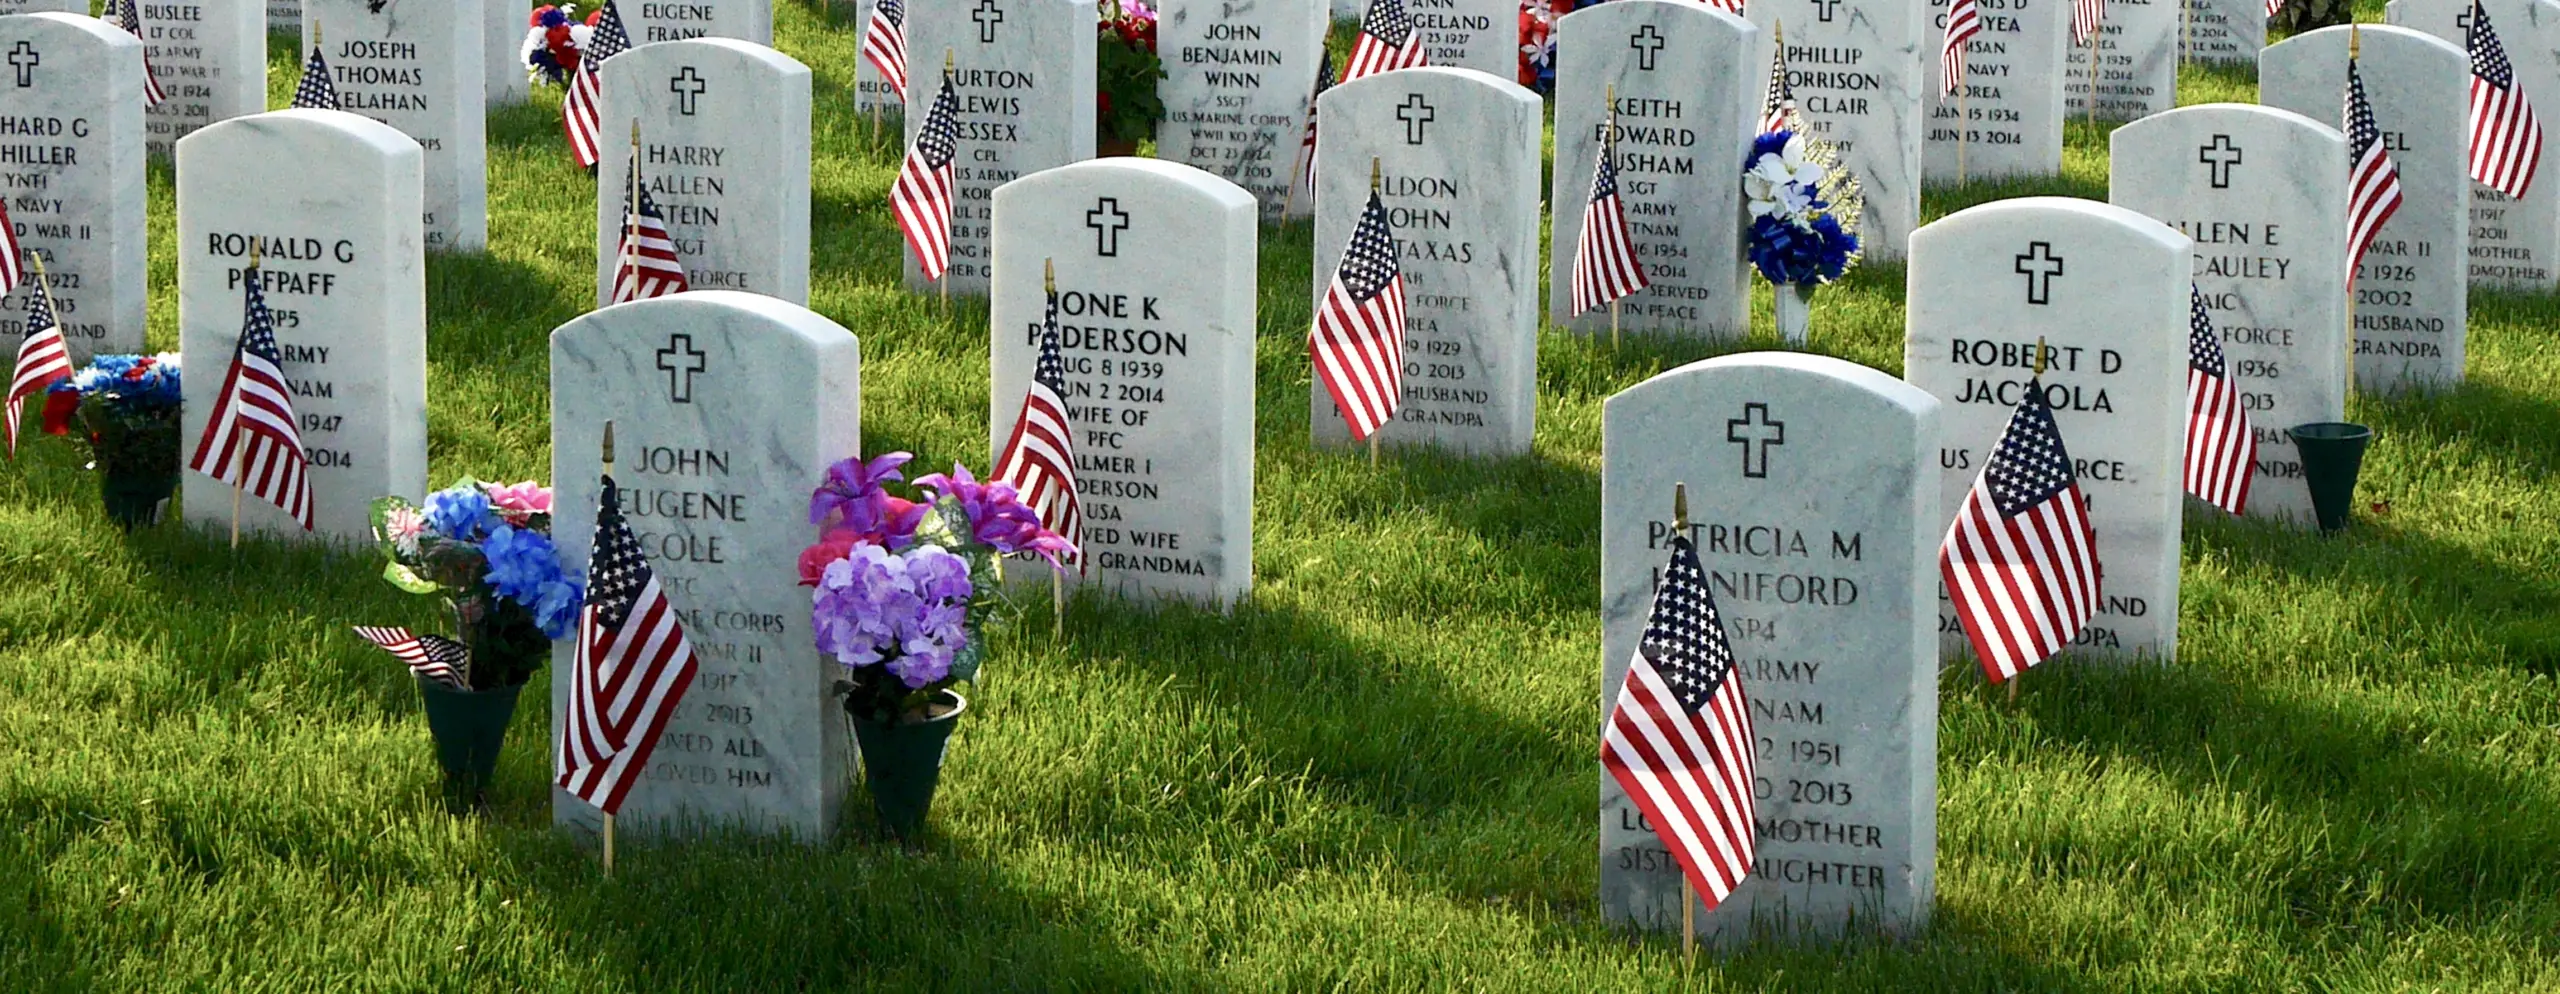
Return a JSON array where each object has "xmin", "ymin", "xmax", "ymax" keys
[
  {"xmin": 0, "ymin": 13, "xmax": 149, "ymax": 361},
  {"xmin": 1600, "ymin": 352, "xmax": 1941, "ymax": 946},
  {"xmin": 551, "ymin": 291, "xmax": 862, "ymax": 842},
  {"xmin": 1155, "ymin": 0, "xmax": 1325, "ymax": 219}
]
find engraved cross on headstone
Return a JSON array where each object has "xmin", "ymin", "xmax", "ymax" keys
[
  {"xmin": 973, "ymin": 0, "xmax": 1006, "ymax": 43},
  {"xmin": 2198, "ymin": 134, "xmax": 2243, "ymax": 189},
  {"xmin": 1811, "ymin": 0, "xmax": 1844, "ymax": 22},
  {"xmin": 670, "ymin": 67, "xmax": 708, "ymax": 116},
  {"xmin": 1726, "ymin": 403, "xmax": 1786, "ymax": 479},
  {"xmin": 8, "ymin": 42, "xmax": 36, "ymax": 89},
  {"xmin": 1397, "ymin": 93, "xmax": 1436, "ymax": 145},
  {"xmin": 2014, "ymin": 241, "xmax": 2065, "ymax": 306},
  {"xmin": 1629, "ymin": 25, "xmax": 1666, "ymax": 72},
  {"xmin": 1086, "ymin": 197, "xmax": 1131, "ymax": 257},
  {"xmin": 656, "ymin": 333, "xmax": 708, "ymax": 404}
]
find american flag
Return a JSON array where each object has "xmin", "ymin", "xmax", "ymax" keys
[
  {"xmin": 1759, "ymin": 37, "xmax": 1796, "ymax": 134},
  {"xmin": 1311, "ymin": 191, "xmax": 1406, "ymax": 442},
  {"xmin": 2266, "ymin": 0, "xmax": 2284, "ymax": 18},
  {"xmin": 2183, "ymin": 286, "xmax": 2255, "ymax": 516},
  {"xmin": 186, "ymin": 266, "xmax": 314, "ymax": 531},
  {"xmin": 291, "ymin": 37, "xmax": 341, "ymax": 111},
  {"xmin": 352, "ymin": 626, "xmax": 468, "ymax": 690},
  {"xmin": 1342, "ymin": 0, "xmax": 1428, "ymax": 82},
  {"xmin": 1601, "ymin": 532, "xmax": 1758, "ymax": 912},
  {"xmin": 1939, "ymin": 380, "xmax": 2100, "ymax": 683},
  {"xmin": 2073, "ymin": 0, "xmax": 2105, "ymax": 48},
  {"xmin": 5, "ymin": 276, "xmax": 68, "ymax": 457},
  {"xmin": 862, "ymin": 0, "xmax": 910, "ymax": 103},
  {"xmin": 2467, "ymin": 0, "xmax": 2544, "ymax": 200},
  {"xmin": 1943, "ymin": 0, "xmax": 1984, "ymax": 97},
  {"xmin": 111, "ymin": 0, "xmax": 168, "ymax": 107},
  {"xmin": 1301, "ymin": 57, "xmax": 1335, "ymax": 192},
  {"xmin": 892, "ymin": 70, "xmax": 961, "ymax": 282},
  {"xmin": 563, "ymin": 0, "xmax": 633, "ymax": 169},
  {"xmin": 612, "ymin": 149, "xmax": 691, "ymax": 304},
  {"xmin": 557, "ymin": 473, "xmax": 702, "ymax": 816},
  {"xmin": 1570, "ymin": 129, "xmax": 1648, "ymax": 316},
  {"xmin": 993, "ymin": 286, "xmax": 1082, "ymax": 562},
  {"xmin": 0, "ymin": 197, "xmax": 21, "ymax": 299},
  {"xmin": 2346, "ymin": 55, "xmax": 2405, "ymax": 292}
]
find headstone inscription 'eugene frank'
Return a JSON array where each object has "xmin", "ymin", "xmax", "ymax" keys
[
  {"xmin": 1599, "ymin": 352, "xmax": 1941, "ymax": 945},
  {"xmin": 620, "ymin": 0, "xmax": 770, "ymax": 44},
  {"xmin": 2390, "ymin": 0, "xmax": 2560, "ymax": 290},
  {"xmin": 550, "ymin": 291, "xmax": 862, "ymax": 842},
  {"xmin": 989, "ymin": 159, "xmax": 1256, "ymax": 607},
  {"xmin": 1155, "ymin": 0, "xmax": 1325, "ymax": 220},
  {"xmin": 1312, "ymin": 66, "xmax": 1541, "ymax": 456},
  {"xmin": 597, "ymin": 38, "xmax": 811, "ymax": 307},
  {"xmin": 2111, "ymin": 103, "xmax": 2349, "ymax": 526},
  {"xmin": 304, "ymin": 0, "xmax": 489, "ymax": 252},
  {"xmin": 0, "ymin": 13, "xmax": 149, "ymax": 362},
  {"xmin": 2064, "ymin": 0, "xmax": 2175, "ymax": 121},
  {"xmin": 137, "ymin": 0, "xmax": 267, "ymax": 158},
  {"xmin": 2262, "ymin": 24, "xmax": 2469, "ymax": 393},
  {"xmin": 1905, "ymin": 197, "xmax": 2189, "ymax": 663},
  {"xmin": 1924, "ymin": 0, "xmax": 2070, "ymax": 181},
  {"xmin": 1549, "ymin": 0, "xmax": 1763, "ymax": 338},
  {"xmin": 1745, "ymin": 0, "xmax": 1925, "ymax": 260},
  {"xmin": 176, "ymin": 109, "xmax": 428, "ymax": 543},
  {"xmin": 904, "ymin": 0, "xmax": 1097, "ymax": 295}
]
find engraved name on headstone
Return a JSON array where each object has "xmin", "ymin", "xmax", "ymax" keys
[
  {"xmin": 1156, "ymin": 0, "xmax": 1326, "ymax": 219},
  {"xmin": 1925, "ymin": 0, "xmax": 2070, "ymax": 181}
]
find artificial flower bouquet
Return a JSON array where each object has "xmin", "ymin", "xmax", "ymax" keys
[
  {"xmin": 1096, "ymin": 0, "xmax": 1166, "ymax": 149},
  {"xmin": 521, "ymin": 4, "xmax": 603, "ymax": 87},
  {"xmin": 42, "ymin": 353, "xmax": 183, "ymax": 528},
  {"xmin": 370, "ymin": 481, "xmax": 585, "ymax": 690},
  {"xmin": 1743, "ymin": 129, "xmax": 1864, "ymax": 289}
]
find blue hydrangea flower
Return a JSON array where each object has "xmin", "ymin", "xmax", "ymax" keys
[{"xmin": 423, "ymin": 485, "xmax": 500, "ymax": 542}]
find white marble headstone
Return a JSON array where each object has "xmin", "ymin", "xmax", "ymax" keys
[
  {"xmin": 305, "ymin": 0, "xmax": 489, "ymax": 252},
  {"xmin": 0, "ymin": 13, "xmax": 149, "ymax": 363},
  {"xmin": 2262, "ymin": 25, "xmax": 2469, "ymax": 393},
  {"xmin": 1407, "ymin": 0, "xmax": 1518, "ymax": 79},
  {"xmin": 2111, "ymin": 104, "xmax": 2349, "ymax": 526},
  {"xmin": 0, "ymin": 2, "xmax": 87, "ymax": 13},
  {"xmin": 989, "ymin": 160, "xmax": 1257, "ymax": 607},
  {"xmin": 1156, "ymin": 0, "xmax": 1327, "ymax": 220},
  {"xmin": 1746, "ymin": 0, "xmax": 1925, "ymax": 260},
  {"xmin": 2063, "ymin": 0, "xmax": 2175, "ymax": 121},
  {"xmin": 905, "ymin": 0, "xmax": 1098, "ymax": 295},
  {"xmin": 136, "ymin": 0, "xmax": 268, "ymax": 158},
  {"xmin": 488, "ymin": 0, "xmax": 529, "ymax": 106},
  {"xmin": 1312, "ymin": 66, "xmax": 1541, "ymax": 456},
  {"xmin": 1905, "ymin": 198, "xmax": 2188, "ymax": 662},
  {"xmin": 1549, "ymin": 0, "xmax": 1762, "ymax": 338},
  {"xmin": 1600, "ymin": 352, "xmax": 1941, "ymax": 946},
  {"xmin": 621, "ymin": 0, "xmax": 770, "ymax": 43},
  {"xmin": 176, "ymin": 110, "xmax": 427, "ymax": 543},
  {"xmin": 2390, "ymin": 0, "xmax": 2560, "ymax": 291},
  {"xmin": 598, "ymin": 38, "xmax": 811, "ymax": 307},
  {"xmin": 2181, "ymin": 0, "xmax": 2264, "ymax": 64},
  {"xmin": 1924, "ymin": 0, "xmax": 2070, "ymax": 182},
  {"xmin": 853, "ymin": 0, "xmax": 900, "ymax": 115},
  {"xmin": 549, "ymin": 291, "xmax": 861, "ymax": 842}
]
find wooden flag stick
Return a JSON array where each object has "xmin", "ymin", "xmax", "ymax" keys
[
  {"xmin": 1957, "ymin": 77, "xmax": 1970, "ymax": 185},
  {"xmin": 1674, "ymin": 479, "xmax": 1696, "ymax": 960},
  {"xmin": 601, "ymin": 420, "xmax": 618, "ymax": 877},
  {"xmin": 1369, "ymin": 155, "xmax": 1384, "ymax": 470},
  {"xmin": 227, "ymin": 239, "xmax": 264, "ymax": 550},
  {"xmin": 2009, "ymin": 338, "xmax": 2052, "ymax": 703},
  {"xmin": 2345, "ymin": 27, "xmax": 2363, "ymax": 404},
  {"xmin": 1279, "ymin": 135, "xmax": 1309, "ymax": 227},
  {"xmin": 2085, "ymin": 12, "xmax": 2102, "ymax": 129},
  {"xmin": 1045, "ymin": 259, "xmax": 1066, "ymax": 638},
  {"xmin": 1606, "ymin": 84, "xmax": 1622, "ymax": 350}
]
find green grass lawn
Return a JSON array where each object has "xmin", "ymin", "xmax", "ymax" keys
[{"xmin": 3, "ymin": 6, "xmax": 2556, "ymax": 990}]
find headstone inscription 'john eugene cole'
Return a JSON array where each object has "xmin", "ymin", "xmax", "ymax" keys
[
  {"xmin": 305, "ymin": 0, "xmax": 489, "ymax": 252},
  {"xmin": 621, "ymin": 0, "xmax": 770, "ymax": 44},
  {"xmin": 1599, "ymin": 352, "xmax": 1941, "ymax": 945},
  {"xmin": 2181, "ymin": 0, "xmax": 2264, "ymax": 65},
  {"xmin": 1905, "ymin": 197, "xmax": 2188, "ymax": 662},
  {"xmin": 2263, "ymin": 25, "xmax": 2469, "ymax": 393},
  {"xmin": 2112, "ymin": 103, "xmax": 2348, "ymax": 526},
  {"xmin": 598, "ymin": 38, "xmax": 811, "ymax": 307},
  {"xmin": 1746, "ymin": 0, "xmax": 1925, "ymax": 260},
  {"xmin": 176, "ymin": 110, "xmax": 428, "ymax": 543},
  {"xmin": 2064, "ymin": 0, "xmax": 2175, "ymax": 121},
  {"xmin": 1923, "ymin": 0, "xmax": 2069, "ymax": 182},
  {"xmin": 989, "ymin": 159, "xmax": 1256, "ymax": 606},
  {"xmin": 905, "ymin": 0, "xmax": 1097, "ymax": 295},
  {"xmin": 488, "ymin": 0, "xmax": 528, "ymax": 107},
  {"xmin": 1156, "ymin": 0, "xmax": 1325, "ymax": 219},
  {"xmin": 2390, "ymin": 0, "xmax": 2560, "ymax": 290},
  {"xmin": 1549, "ymin": 0, "xmax": 1762, "ymax": 338},
  {"xmin": 0, "ymin": 13, "xmax": 149, "ymax": 361},
  {"xmin": 1406, "ymin": 0, "xmax": 1519, "ymax": 78},
  {"xmin": 550, "ymin": 291, "xmax": 861, "ymax": 841},
  {"xmin": 139, "ymin": 0, "xmax": 266, "ymax": 158},
  {"xmin": 1312, "ymin": 66, "xmax": 1541, "ymax": 455}
]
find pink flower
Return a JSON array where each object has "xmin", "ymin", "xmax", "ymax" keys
[
  {"xmin": 483, "ymin": 480, "xmax": 553, "ymax": 523},
  {"xmin": 382, "ymin": 505, "xmax": 428, "ymax": 556}
]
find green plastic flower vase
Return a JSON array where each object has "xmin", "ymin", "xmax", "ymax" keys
[
  {"xmin": 850, "ymin": 690, "xmax": 967, "ymax": 843},
  {"xmin": 2286, "ymin": 421, "xmax": 2374, "ymax": 534},
  {"xmin": 416, "ymin": 676, "xmax": 522, "ymax": 814},
  {"xmin": 99, "ymin": 468, "xmax": 177, "ymax": 531}
]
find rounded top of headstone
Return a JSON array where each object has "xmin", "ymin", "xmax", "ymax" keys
[
  {"xmin": 2264, "ymin": 22, "xmax": 2464, "ymax": 62},
  {"xmin": 5, "ymin": 10, "xmax": 142, "ymax": 46},
  {"xmin": 617, "ymin": 36, "xmax": 813, "ymax": 76},
  {"xmin": 1326, "ymin": 65, "xmax": 1543, "ymax": 109},
  {"xmin": 1914, "ymin": 196, "xmax": 2189, "ymax": 254},
  {"xmin": 176, "ymin": 108, "xmax": 424, "ymax": 164},
  {"xmin": 1558, "ymin": 0, "xmax": 1753, "ymax": 32},
  {"xmin": 995, "ymin": 158, "xmax": 1255, "ymax": 214},
  {"xmin": 555, "ymin": 290, "xmax": 854, "ymax": 350},
  {"xmin": 2113, "ymin": 102, "xmax": 2345, "ymax": 147},
  {"xmin": 1610, "ymin": 352, "xmax": 1939, "ymax": 421}
]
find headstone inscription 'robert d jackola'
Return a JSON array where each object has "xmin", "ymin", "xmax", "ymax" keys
[
  {"xmin": 597, "ymin": 38, "xmax": 812, "ymax": 307},
  {"xmin": 176, "ymin": 109, "xmax": 428, "ymax": 544},
  {"xmin": 1745, "ymin": 0, "xmax": 1926, "ymax": 260},
  {"xmin": 1155, "ymin": 0, "xmax": 1325, "ymax": 219},
  {"xmin": 2389, "ymin": 0, "xmax": 2560, "ymax": 290},
  {"xmin": 1549, "ymin": 0, "xmax": 1764, "ymax": 339},
  {"xmin": 136, "ymin": 0, "xmax": 267, "ymax": 158},
  {"xmin": 1905, "ymin": 197, "xmax": 2191, "ymax": 663},
  {"xmin": 305, "ymin": 0, "xmax": 489, "ymax": 252},
  {"xmin": 1312, "ymin": 66, "xmax": 1542, "ymax": 456},
  {"xmin": 1600, "ymin": 352, "xmax": 1942, "ymax": 946},
  {"xmin": 2112, "ymin": 103, "xmax": 2350, "ymax": 526},
  {"xmin": 0, "ymin": 13, "xmax": 150, "ymax": 361},
  {"xmin": 1923, "ymin": 0, "xmax": 2070, "ymax": 181},
  {"xmin": 551, "ymin": 291, "xmax": 862, "ymax": 842},
  {"xmin": 2263, "ymin": 24, "xmax": 2469, "ymax": 393},
  {"xmin": 904, "ymin": 0, "xmax": 1097, "ymax": 295},
  {"xmin": 990, "ymin": 159, "xmax": 1256, "ymax": 607}
]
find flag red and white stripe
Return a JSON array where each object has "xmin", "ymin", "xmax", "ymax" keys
[
  {"xmin": 1311, "ymin": 191, "xmax": 1406, "ymax": 442},
  {"xmin": 111, "ymin": 0, "xmax": 168, "ymax": 107},
  {"xmin": 613, "ymin": 149, "xmax": 691, "ymax": 304},
  {"xmin": 1342, "ymin": 0, "xmax": 1428, "ymax": 82},
  {"xmin": 1571, "ymin": 130, "xmax": 1648, "ymax": 316},
  {"xmin": 557, "ymin": 474, "xmax": 702, "ymax": 816},
  {"xmin": 1943, "ymin": 0, "xmax": 1984, "ymax": 97},
  {"xmin": 352, "ymin": 626, "xmax": 468, "ymax": 689},
  {"xmin": 1300, "ymin": 57, "xmax": 1336, "ymax": 194},
  {"xmin": 186, "ymin": 266, "xmax": 313, "ymax": 531},
  {"xmin": 562, "ymin": 0, "xmax": 632, "ymax": 169},
  {"xmin": 1601, "ymin": 534, "xmax": 1757, "ymax": 911},
  {"xmin": 2073, "ymin": 0, "xmax": 2106, "ymax": 48},
  {"xmin": 1940, "ymin": 381, "xmax": 2101, "ymax": 683},
  {"xmin": 0, "ymin": 197, "xmax": 20, "ymax": 295},
  {"xmin": 892, "ymin": 71, "xmax": 962, "ymax": 282},
  {"xmin": 862, "ymin": 0, "xmax": 911, "ymax": 103},
  {"xmin": 6, "ymin": 278, "xmax": 69, "ymax": 457},
  {"xmin": 993, "ymin": 287, "xmax": 1082, "ymax": 563},
  {"xmin": 2266, "ymin": 0, "xmax": 2284, "ymax": 18},
  {"xmin": 2467, "ymin": 0, "xmax": 2544, "ymax": 200},
  {"xmin": 2184, "ymin": 286, "xmax": 2256, "ymax": 516},
  {"xmin": 2346, "ymin": 55, "xmax": 2406, "ymax": 291},
  {"xmin": 1759, "ymin": 38, "xmax": 1796, "ymax": 134}
]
